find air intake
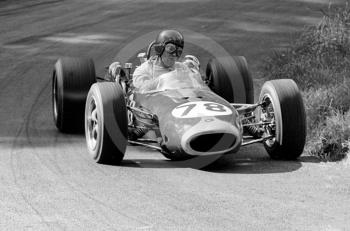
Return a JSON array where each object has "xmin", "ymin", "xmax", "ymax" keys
[{"xmin": 189, "ymin": 133, "xmax": 236, "ymax": 153}]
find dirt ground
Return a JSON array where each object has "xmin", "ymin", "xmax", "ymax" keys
[{"xmin": 0, "ymin": 0, "xmax": 349, "ymax": 230}]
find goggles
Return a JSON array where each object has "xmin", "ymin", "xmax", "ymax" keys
[{"xmin": 164, "ymin": 43, "xmax": 183, "ymax": 57}]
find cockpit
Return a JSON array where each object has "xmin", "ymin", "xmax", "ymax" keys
[{"xmin": 143, "ymin": 67, "xmax": 208, "ymax": 93}]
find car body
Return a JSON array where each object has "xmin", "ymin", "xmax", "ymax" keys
[{"xmin": 131, "ymin": 69, "xmax": 242, "ymax": 157}]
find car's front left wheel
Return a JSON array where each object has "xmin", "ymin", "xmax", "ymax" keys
[{"xmin": 258, "ymin": 79, "xmax": 306, "ymax": 160}]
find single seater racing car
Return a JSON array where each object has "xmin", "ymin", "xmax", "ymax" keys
[{"xmin": 52, "ymin": 48, "xmax": 306, "ymax": 164}]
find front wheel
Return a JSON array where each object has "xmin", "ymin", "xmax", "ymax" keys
[
  {"xmin": 85, "ymin": 82, "xmax": 128, "ymax": 164},
  {"xmin": 258, "ymin": 79, "xmax": 306, "ymax": 160}
]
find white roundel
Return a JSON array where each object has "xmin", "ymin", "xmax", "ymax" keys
[{"xmin": 172, "ymin": 101, "xmax": 232, "ymax": 118}]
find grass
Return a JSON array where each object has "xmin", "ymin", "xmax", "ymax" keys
[
  {"xmin": 307, "ymin": 110, "xmax": 350, "ymax": 161},
  {"xmin": 261, "ymin": 2, "xmax": 350, "ymax": 161}
]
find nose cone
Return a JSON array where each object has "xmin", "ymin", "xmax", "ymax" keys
[{"xmin": 181, "ymin": 117, "xmax": 241, "ymax": 155}]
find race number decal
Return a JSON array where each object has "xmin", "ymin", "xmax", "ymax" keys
[{"xmin": 172, "ymin": 101, "xmax": 232, "ymax": 118}]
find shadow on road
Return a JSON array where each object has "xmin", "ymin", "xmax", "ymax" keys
[
  {"xmin": 7, "ymin": 123, "xmax": 321, "ymax": 175},
  {"xmin": 121, "ymin": 145, "xmax": 320, "ymax": 174},
  {"xmin": 201, "ymin": 154, "xmax": 320, "ymax": 174},
  {"xmin": 122, "ymin": 156, "xmax": 302, "ymax": 174}
]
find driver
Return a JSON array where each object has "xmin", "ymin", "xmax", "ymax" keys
[
  {"xmin": 105, "ymin": 29, "xmax": 203, "ymax": 140},
  {"xmin": 106, "ymin": 29, "xmax": 202, "ymax": 91},
  {"xmin": 132, "ymin": 29, "xmax": 201, "ymax": 92}
]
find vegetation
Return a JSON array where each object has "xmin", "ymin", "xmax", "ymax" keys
[{"xmin": 261, "ymin": 2, "xmax": 350, "ymax": 161}]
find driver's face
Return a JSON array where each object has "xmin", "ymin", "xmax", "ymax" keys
[
  {"xmin": 160, "ymin": 43, "xmax": 183, "ymax": 68},
  {"xmin": 161, "ymin": 51, "xmax": 178, "ymax": 68}
]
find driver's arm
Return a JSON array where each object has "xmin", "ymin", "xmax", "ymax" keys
[{"xmin": 132, "ymin": 62, "xmax": 158, "ymax": 92}]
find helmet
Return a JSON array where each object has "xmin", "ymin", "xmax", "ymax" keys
[{"xmin": 154, "ymin": 30, "xmax": 184, "ymax": 56}]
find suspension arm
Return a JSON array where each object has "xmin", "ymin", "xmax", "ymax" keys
[
  {"xmin": 127, "ymin": 106, "xmax": 156, "ymax": 119},
  {"xmin": 231, "ymin": 103, "xmax": 260, "ymax": 114},
  {"xmin": 241, "ymin": 135, "xmax": 274, "ymax": 146}
]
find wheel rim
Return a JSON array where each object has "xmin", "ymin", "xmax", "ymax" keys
[
  {"xmin": 86, "ymin": 96, "xmax": 100, "ymax": 155},
  {"xmin": 53, "ymin": 73, "xmax": 58, "ymax": 122},
  {"xmin": 260, "ymin": 94, "xmax": 276, "ymax": 147}
]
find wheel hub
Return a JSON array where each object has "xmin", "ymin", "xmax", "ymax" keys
[
  {"xmin": 261, "ymin": 95, "xmax": 276, "ymax": 147},
  {"xmin": 86, "ymin": 97, "xmax": 99, "ymax": 152}
]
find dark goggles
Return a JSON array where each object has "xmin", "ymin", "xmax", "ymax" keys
[{"xmin": 164, "ymin": 43, "xmax": 183, "ymax": 57}]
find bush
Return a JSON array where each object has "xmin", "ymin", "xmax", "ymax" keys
[
  {"xmin": 307, "ymin": 110, "xmax": 350, "ymax": 161},
  {"xmin": 261, "ymin": 2, "xmax": 350, "ymax": 161}
]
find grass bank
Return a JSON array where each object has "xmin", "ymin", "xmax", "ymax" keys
[{"xmin": 261, "ymin": 2, "xmax": 350, "ymax": 161}]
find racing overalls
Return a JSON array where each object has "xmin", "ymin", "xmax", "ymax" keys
[{"xmin": 132, "ymin": 57, "xmax": 192, "ymax": 92}]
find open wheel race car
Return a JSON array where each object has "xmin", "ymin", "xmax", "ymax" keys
[{"xmin": 52, "ymin": 48, "xmax": 306, "ymax": 165}]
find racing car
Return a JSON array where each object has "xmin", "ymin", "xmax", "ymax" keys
[{"xmin": 52, "ymin": 47, "xmax": 306, "ymax": 164}]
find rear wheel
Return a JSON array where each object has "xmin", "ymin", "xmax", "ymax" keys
[
  {"xmin": 258, "ymin": 79, "xmax": 306, "ymax": 160},
  {"xmin": 206, "ymin": 56, "xmax": 254, "ymax": 103},
  {"xmin": 52, "ymin": 57, "xmax": 96, "ymax": 133},
  {"xmin": 85, "ymin": 82, "xmax": 128, "ymax": 164}
]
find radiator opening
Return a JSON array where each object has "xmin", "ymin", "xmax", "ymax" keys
[{"xmin": 189, "ymin": 133, "xmax": 236, "ymax": 152}]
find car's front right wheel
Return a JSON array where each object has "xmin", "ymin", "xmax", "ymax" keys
[{"xmin": 85, "ymin": 82, "xmax": 128, "ymax": 164}]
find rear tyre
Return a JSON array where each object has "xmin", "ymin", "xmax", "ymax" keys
[
  {"xmin": 206, "ymin": 56, "xmax": 254, "ymax": 103},
  {"xmin": 258, "ymin": 79, "xmax": 306, "ymax": 160},
  {"xmin": 85, "ymin": 82, "xmax": 128, "ymax": 164},
  {"xmin": 52, "ymin": 57, "xmax": 96, "ymax": 133}
]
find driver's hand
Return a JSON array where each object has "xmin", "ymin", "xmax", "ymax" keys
[
  {"xmin": 183, "ymin": 55, "xmax": 200, "ymax": 70},
  {"xmin": 108, "ymin": 62, "xmax": 122, "ymax": 78}
]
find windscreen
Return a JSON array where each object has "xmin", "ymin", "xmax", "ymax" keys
[{"xmin": 154, "ymin": 68, "xmax": 207, "ymax": 92}]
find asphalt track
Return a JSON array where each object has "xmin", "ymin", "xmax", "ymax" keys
[{"xmin": 0, "ymin": 0, "xmax": 350, "ymax": 230}]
